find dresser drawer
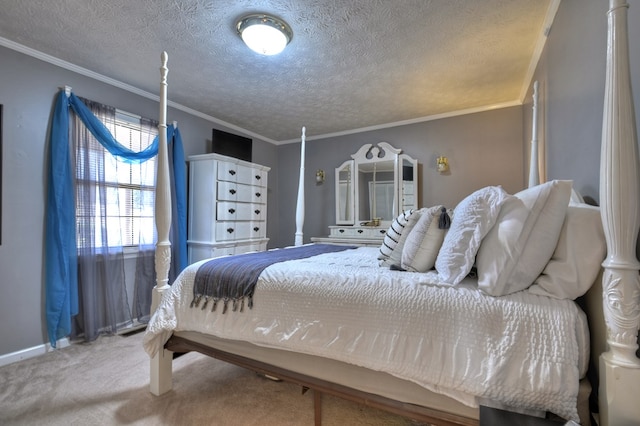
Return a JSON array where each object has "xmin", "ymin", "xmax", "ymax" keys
[
  {"xmin": 187, "ymin": 243, "xmax": 236, "ymax": 263},
  {"xmin": 234, "ymin": 239, "xmax": 269, "ymax": 254},
  {"xmin": 215, "ymin": 221, "xmax": 266, "ymax": 241},
  {"xmin": 217, "ymin": 162, "xmax": 267, "ymax": 187},
  {"xmin": 217, "ymin": 201, "xmax": 266, "ymax": 221},
  {"xmin": 217, "ymin": 181, "xmax": 266, "ymax": 203}
]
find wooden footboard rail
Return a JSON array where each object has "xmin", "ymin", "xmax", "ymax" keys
[{"xmin": 165, "ymin": 335, "xmax": 477, "ymax": 426}]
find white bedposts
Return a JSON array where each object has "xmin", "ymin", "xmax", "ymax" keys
[
  {"xmin": 528, "ymin": 81, "xmax": 540, "ymax": 188},
  {"xmin": 150, "ymin": 51, "xmax": 173, "ymax": 396},
  {"xmin": 599, "ymin": 1, "xmax": 640, "ymax": 424},
  {"xmin": 294, "ymin": 126, "xmax": 306, "ymax": 246}
]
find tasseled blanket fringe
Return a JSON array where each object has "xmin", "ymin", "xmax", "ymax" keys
[{"xmin": 190, "ymin": 294, "xmax": 253, "ymax": 313}]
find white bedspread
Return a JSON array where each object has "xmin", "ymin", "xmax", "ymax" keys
[{"xmin": 144, "ymin": 246, "xmax": 589, "ymax": 421}]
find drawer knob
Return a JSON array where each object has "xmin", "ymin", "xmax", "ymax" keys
[
  {"xmin": 255, "ymin": 175, "xmax": 261, "ymax": 180},
  {"xmin": 254, "ymin": 209, "xmax": 261, "ymax": 215},
  {"xmin": 228, "ymin": 208, "xmax": 236, "ymax": 214},
  {"xmin": 253, "ymin": 227, "xmax": 260, "ymax": 232},
  {"xmin": 226, "ymin": 228, "xmax": 235, "ymax": 234},
  {"xmin": 357, "ymin": 229, "xmax": 364, "ymax": 234},
  {"xmin": 229, "ymin": 169, "xmax": 236, "ymax": 176},
  {"xmin": 229, "ymin": 189, "xmax": 236, "ymax": 195},
  {"xmin": 255, "ymin": 192, "xmax": 261, "ymax": 197},
  {"xmin": 379, "ymin": 229, "xmax": 386, "ymax": 234},
  {"xmin": 339, "ymin": 229, "xmax": 345, "ymax": 233}
]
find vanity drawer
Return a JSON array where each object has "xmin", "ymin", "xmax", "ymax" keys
[{"xmin": 330, "ymin": 226, "xmax": 386, "ymax": 239}]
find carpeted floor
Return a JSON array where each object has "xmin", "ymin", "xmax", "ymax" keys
[{"xmin": 0, "ymin": 332, "xmax": 424, "ymax": 425}]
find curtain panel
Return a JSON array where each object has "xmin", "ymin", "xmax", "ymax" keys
[
  {"xmin": 72, "ymin": 98, "xmax": 130, "ymax": 341},
  {"xmin": 45, "ymin": 89, "xmax": 187, "ymax": 346}
]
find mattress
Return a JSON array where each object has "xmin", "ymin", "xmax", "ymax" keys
[{"xmin": 144, "ymin": 246, "xmax": 590, "ymax": 421}]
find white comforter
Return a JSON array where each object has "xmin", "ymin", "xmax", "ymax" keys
[{"xmin": 144, "ymin": 246, "xmax": 589, "ymax": 421}]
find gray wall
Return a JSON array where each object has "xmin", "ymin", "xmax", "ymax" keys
[
  {"xmin": 273, "ymin": 106, "xmax": 525, "ymax": 248},
  {"xmin": 532, "ymin": 0, "xmax": 640, "ymax": 201},
  {"xmin": 0, "ymin": 45, "xmax": 278, "ymax": 356}
]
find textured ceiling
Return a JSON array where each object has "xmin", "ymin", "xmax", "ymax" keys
[{"xmin": 0, "ymin": 0, "xmax": 554, "ymax": 143}]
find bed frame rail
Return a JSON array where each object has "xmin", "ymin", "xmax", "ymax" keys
[{"xmin": 165, "ymin": 334, "xmax": 477, "ymax": 426}]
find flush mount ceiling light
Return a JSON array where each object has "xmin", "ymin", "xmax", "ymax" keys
[{"xmin": 237, "ymin": 14, "xmax": 293, "ymax": 56}]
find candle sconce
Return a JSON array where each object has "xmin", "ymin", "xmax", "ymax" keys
[{"xmin": 437, "ymin": 156, "xmax": 449, "ymax": 173}]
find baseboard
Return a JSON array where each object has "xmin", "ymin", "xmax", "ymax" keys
[{"xmin": 0, "ymin": 338, "xmax": 70, "ymax": 368}]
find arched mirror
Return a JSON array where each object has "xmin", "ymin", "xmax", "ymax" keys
[{"xmin": 335, "ymin": 142, "xmax": 418, "ymax": 227}]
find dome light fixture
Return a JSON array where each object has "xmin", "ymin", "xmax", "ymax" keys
[{"xmin": 237, "ymin": 14, "xmax": 293, "ymax": 56}]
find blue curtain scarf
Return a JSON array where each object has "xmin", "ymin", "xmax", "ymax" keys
[{"xmin": 45, "ymin": 90, "xmax": 187, "ymax": 346}]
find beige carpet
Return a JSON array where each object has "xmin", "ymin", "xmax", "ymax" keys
[{"xmin": 0, "ymin": 332, "xmax": 424, "ymax": 425}]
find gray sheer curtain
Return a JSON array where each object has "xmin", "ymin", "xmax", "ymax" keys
[
  {"xmin": 71, "ymin": 99, "xmax": 158, "ymax": 341},
  {"xmin": 72, "ymin": 99, "xmax": 129, "ymax": 341}
]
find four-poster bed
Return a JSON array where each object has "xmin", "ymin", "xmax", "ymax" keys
[{"xmin": 146, "ymin": 1, "xmax": 640, "ymax": 424}]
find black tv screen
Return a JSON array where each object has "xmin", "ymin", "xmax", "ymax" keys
[{"xmin": 211, "ymin": 129, "xmax": 252, "ymax": 162}]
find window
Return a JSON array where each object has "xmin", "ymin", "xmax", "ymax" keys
[{"xmin": 75, "ymin": 111, "xmax": 157, "ymax": 248}]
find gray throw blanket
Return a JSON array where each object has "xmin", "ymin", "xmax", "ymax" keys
[{"xmin": 191, "ymin": 244, "xmax": 356, "ymax": 313}]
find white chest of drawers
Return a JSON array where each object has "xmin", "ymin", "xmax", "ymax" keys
[{"xmin": 187, "ymin": 153, "xmax": 270, "ymax": 263}]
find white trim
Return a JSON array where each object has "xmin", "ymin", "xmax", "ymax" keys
[
  {"xmin": 0, "ymin": 37, "xmax": 279, "ymax": 146},
  {"xmin": 278, "ymin": 101, "xmax": 521, "ymax": 145},
  {"xmin": 519, "ymin": 0, "xmax": 561, "ymax": 102},
  {"xmin": 0, "ymin": 338, "xmax": 70, "ymax": 368}
]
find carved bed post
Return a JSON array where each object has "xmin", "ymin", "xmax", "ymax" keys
[
  {"xmin": 295, "ymin": 126, "xmax": 306, "ymax": 246},
  {"xmin": 150, "ymin": 51, "xmax": 173, "ymax": 396},
  {"xmin": 599, "ymin": 1, "xmax": 640, "ymax": 424},
  {"xmin": 528, "ymin": 81, "xmax": 540, "ymax": 188}
]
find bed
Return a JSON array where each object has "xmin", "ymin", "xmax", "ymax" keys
[{"xmin": 144, "ymin": 1, "xmax": 640, "ymax": 425}]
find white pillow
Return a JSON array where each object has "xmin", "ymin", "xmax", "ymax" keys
[
  {"xmin": 529, "ymin": 203, "xmax": 605, "ymax": 299},
  {"xmin": 378, "ymin": 210, "xmax": 414, "ymax": 264},
  {"xmin": 435, "ymin": 186, "xmax": 509, "ymax": 285},
  {"xmin": 476, "ymin": 180, "xmax": 572, "ymax": 296},
  {"xmin": 401, "ymin": 206, "xmax": 447, "ymax": 272}
]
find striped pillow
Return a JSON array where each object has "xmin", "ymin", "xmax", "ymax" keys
[{"xmin": 378, "ymin": 210, "xmax": 414, "ymax": 265}]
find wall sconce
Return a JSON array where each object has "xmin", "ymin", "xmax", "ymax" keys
[
  {"xmin": 316, "ymin": 169, "xmax": 325, "ymax": 184},
  {"xmin": 436, "ymin": 156, "xmax": 449, "ymax": 173}
]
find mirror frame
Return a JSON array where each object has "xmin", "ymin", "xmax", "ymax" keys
[
  {"xmin": 335, "ymin": 159, "xmax": 355, "ymax": 225},
  {"xmin": 335, "ymin": 142, "xmax": 418, "ymax": 227}
]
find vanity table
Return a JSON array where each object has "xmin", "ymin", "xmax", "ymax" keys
[{"xmin": 312, "ymin": 142, "xmax": 418, "ymax": 246}]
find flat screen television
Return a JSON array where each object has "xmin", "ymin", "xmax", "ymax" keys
[{"xmin": 211, "ymin": 129, "xmax": 252, "ymax": 162}]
